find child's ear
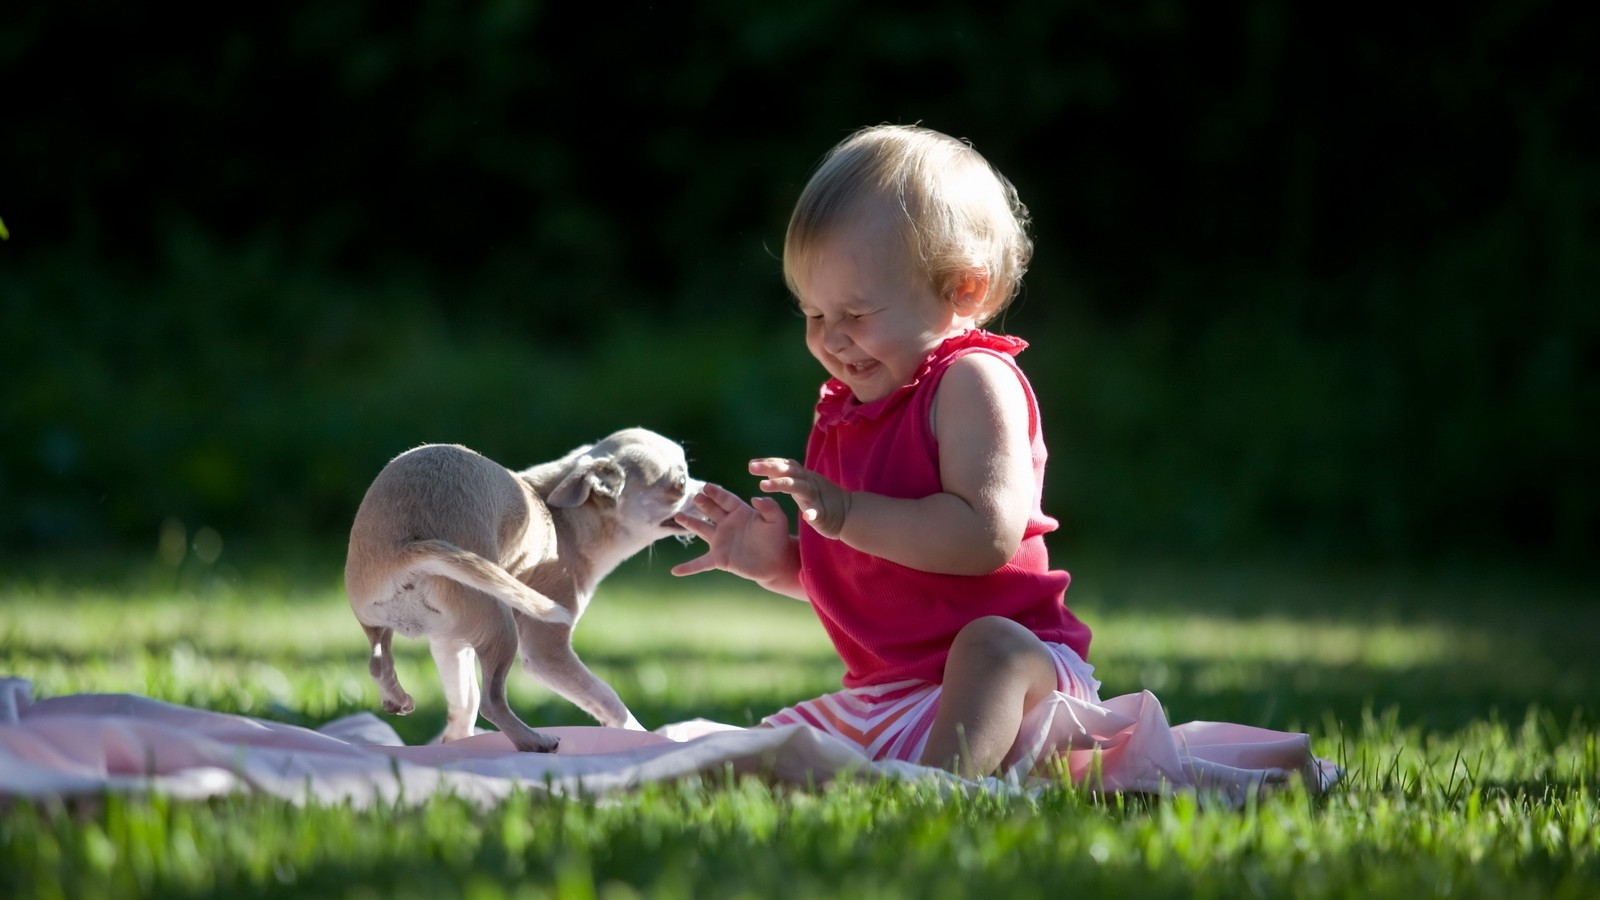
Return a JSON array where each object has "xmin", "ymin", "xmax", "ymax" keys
[{"xmin": 949, "ymin": 270, "xmax": 991, "ymax": 317}]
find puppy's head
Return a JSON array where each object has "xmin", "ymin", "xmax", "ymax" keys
[{"xmin": 545, "ymin": 428, "xmax": 704, "ymax": 542}]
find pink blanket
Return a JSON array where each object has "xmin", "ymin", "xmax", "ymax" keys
[{"xmin": 0, "ymin": 677, "xmax": 1338, "ymax": 809}]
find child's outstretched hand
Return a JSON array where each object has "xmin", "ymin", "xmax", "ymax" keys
[
  {"xmin": 671, "ymin": 481, "xmax": 795, "ymax": 584},
  {"xmin": 749, "ymin": 457, "xmax": 852, "ymax": 540}
]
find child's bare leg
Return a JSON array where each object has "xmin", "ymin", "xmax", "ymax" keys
[{"xmin": 919, "ymin": 616, "xmax": 1059, "ymax": 778}]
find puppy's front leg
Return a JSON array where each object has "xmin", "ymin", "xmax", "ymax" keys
[
  {"xmin": 429, "ymin": 637, "xmax": 481, "ymax": 743},
  {"xmin": 516, "ymin": 618, "xmax": 643, "ymax": 730}
]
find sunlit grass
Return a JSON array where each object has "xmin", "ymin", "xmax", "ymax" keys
[{"xmin": 2, "ymin": 548, "xmax": 1597, "ymax": 898}]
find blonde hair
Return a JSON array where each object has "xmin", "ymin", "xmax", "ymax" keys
[{"xmin": 783, "ymin": 124, "xmax": 1033, "ymax": 324}]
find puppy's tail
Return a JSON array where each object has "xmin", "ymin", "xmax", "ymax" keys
[{"xmin": 400, "ymin": 539, "xmax": 575, "ymax": 626}]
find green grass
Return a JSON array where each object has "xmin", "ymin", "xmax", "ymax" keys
[{"xmin": 2, "ymin": 546, "xmax": 1598, "ymax": 899}]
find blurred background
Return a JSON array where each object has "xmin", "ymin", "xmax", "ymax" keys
[{"xmin": 3, "ymin": 1, "xmax": 1595, "ymax": 575}]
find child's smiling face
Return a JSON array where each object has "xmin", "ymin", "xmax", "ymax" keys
[{"xmin": 791, "ymin": 205, "xmax": 976, "ymax": 404}]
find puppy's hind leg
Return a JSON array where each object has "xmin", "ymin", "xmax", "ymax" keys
[
  {"xmin": 473, "ymin": 624, "xmax": 560, "ymax": 753},
  {"xmin": 362, "ymin": 623, "xmax": 415, "ymax": 715},
  {"xmin": 429, "ymin": 637, "xmax": 481, "ymax": 743}
]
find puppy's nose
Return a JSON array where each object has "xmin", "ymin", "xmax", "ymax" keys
[{"xmin": 677, "ymin": 478, "xmax": 708, "ymax": 520}]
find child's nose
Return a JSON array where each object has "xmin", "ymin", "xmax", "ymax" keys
[{"xmin": 822, "ymin": 320, "xmax": 851, "ymax": 352}]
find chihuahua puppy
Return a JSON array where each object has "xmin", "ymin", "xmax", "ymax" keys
[{"xmin": 344, "ymin": 427, "xmax": 702, "ymax": 752}]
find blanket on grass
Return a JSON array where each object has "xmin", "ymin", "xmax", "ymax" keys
[{"xmin": 0, "ymin": 677, "xmax": 1339, "ymax": 809}]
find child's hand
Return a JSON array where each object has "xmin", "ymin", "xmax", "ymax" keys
[
  {"xmin": 749, "ymin": 458, "xmax": 852, "ymax": 540},
  {"xmin": 670, "ymin": 481, "xmax": 796, "ymax": 585}
]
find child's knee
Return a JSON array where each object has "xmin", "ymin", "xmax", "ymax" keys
[{"xmin": 950, "ymin": 616, "xmax": 1054, "ymax": 675}]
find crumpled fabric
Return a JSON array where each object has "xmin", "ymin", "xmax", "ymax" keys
[{"xmin": 0, "ymin": 677, "xmax": 1339, "ymax": 809}]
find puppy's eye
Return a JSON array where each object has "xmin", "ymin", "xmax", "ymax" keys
[{"xmin": 674, "ymin": 473, "xmax": 687, "ymax": 492}]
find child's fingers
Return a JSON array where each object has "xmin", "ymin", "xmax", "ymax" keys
[
  {"xmin": 757, "ymin": 476, "xmax": 796, "ymax": 494},
  {"xmin": 750, "ymin": 496, "xmax": 788, "ymax": 523},
  {"xmin": 749, "ymin": 457, "xmax": 804, "ymax": 477},
  {"xmin": 673, "ymin": 511, "xmax": 715, "ymax": 541},
  {"xmin": 670, "ymin": 553, "xmax": 717, "ymax": 577},
  {"xmin": 691, "ymin": 483, "xmax": 766, "ymax": 526},
  {"xmin": 696, "ymin": 481, "xmax": 746, "ymax": 510}
]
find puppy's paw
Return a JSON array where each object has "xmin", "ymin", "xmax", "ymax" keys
[
  {"xmin": 438, "ymin": 722, "xmax": 479, "ymax": 744},
  {"xmin": 382, "ymin": 693, "xmax": 416, "ymax": 715},
  {"xmin": 512, "ymin": 731, "xmax": 560, "ymax": 753}
]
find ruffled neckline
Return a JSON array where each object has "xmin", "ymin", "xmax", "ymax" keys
[{"xmin": 814, "ymin": 329, "xmax": 1029, "ymax": 427}]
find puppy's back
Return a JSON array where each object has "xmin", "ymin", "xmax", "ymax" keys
[{"xmin": 346, "ymin": 444, "xmax": 531, "ymax": 591}]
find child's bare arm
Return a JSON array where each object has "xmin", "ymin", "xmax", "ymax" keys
[{"xmin": 755, "ymin": 354, "xmax": 1034, "ymax": 576}]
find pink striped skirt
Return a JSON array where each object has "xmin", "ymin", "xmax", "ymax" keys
[{"xmin": 761, "ymin": 642, "xmax": 1101, "ymax": 764}]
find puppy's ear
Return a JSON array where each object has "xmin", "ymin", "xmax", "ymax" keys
[{"xmin": 547, "ymin": 457, "xmax": 627, "ymax": 508}]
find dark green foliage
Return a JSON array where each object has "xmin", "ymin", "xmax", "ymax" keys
[{"xmin": 2, "ymin": 1, "xmax": 1595, "ymax": 567}]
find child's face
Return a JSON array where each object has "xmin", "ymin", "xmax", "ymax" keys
[{"xmin": 791, "ymin": 207, "xmax": 974, "ymax": 404}]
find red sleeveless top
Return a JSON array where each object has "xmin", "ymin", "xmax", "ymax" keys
[{"xmin": 798, "ymin": 330, "xmax": 1092, "ymax": 688}]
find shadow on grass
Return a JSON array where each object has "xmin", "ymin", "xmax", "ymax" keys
[{"xmin": 7, "ymin": 549, "xmax": 1595, "ymax": 748}]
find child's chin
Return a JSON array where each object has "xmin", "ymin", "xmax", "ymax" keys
[
  {"xmin": 848, "ymin": 384, "xmax": 892, "ymax": 404},
  {"xmin": 842, "ymin": 367, "xmax": 890, "ymax": 399}
]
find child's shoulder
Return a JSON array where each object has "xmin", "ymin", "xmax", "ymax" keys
[
  {"xmin": 933, "ymin": 350, "xmax": 1035, "ymax": 434},
  {"xmin": 940, "ymin": 331, "xmax": 1030, "ymax": 381},
  {"xmin": 939, "ymin": 350, "xmax": 1029, "ymax": 399}
]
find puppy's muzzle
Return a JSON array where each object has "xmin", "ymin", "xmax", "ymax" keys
[{"xmin": 666, "ymin": 479, "xmax": 710, "ymax": 542}]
